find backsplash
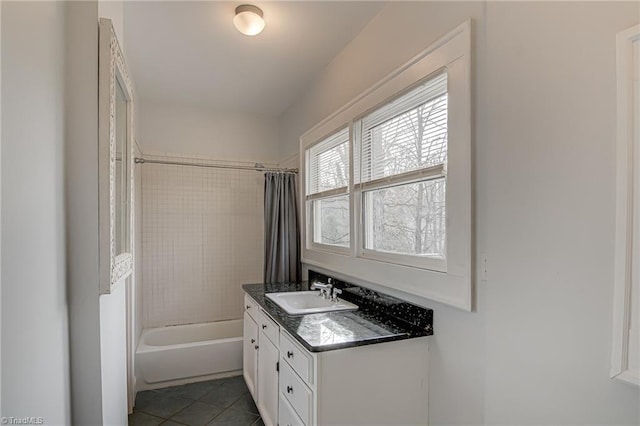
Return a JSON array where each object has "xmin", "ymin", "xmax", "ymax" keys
[{"xmin": 308, "ymin": 270, "xmax": 433, "ymax": 334}]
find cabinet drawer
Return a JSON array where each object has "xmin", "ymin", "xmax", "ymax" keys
[
  {"xmin": 257, "ymin": 308, "xmax": 279, "ymax": 346},
  {"xmin": 280, "ymin": 332, "xmax": 314, "ymax": 385},
  {"xmin": 279, "ymin": 393, "xmax": 306, "ymax": 426},
  {"xmin": 279, "ymin": 361, "xmax": 313, "ymax": 426},
  {"xmin": 244, "ymin": 293, "xmax": 259, "ymax": 320}
]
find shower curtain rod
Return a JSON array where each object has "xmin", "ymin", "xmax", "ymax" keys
[{"xmin": 134, "ymin": 157, "xmax": 298, "ymax": 174}]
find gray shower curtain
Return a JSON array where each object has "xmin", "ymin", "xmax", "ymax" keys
[{"xmin": 264, "ymin": 172, "xmax": 301, "ymax": 283}]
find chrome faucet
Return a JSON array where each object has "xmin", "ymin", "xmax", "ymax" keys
[
  {"xmin": 311, "ymin": 280, "xmax": 333, "ymax": 299},
  {"xmin": 330, "ymin": 288, "xmax": 342, "ymax": 302}
]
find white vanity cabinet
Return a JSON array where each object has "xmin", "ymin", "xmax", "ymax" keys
[
  {"xmin": 244, "ymin": 294, "xmax": 280, "ymax": 426},
  {"xmin": 279, "ymin": 328, "xmax": 429, "ymax": 426},
  {"xmin": 242, "ymin": 309, "xmax": 259, "ymax": 399},
  {"xmin": 255, "ymin": 310, "xmax": 279, "ymax": 426},
  {"xmin": 243, "ymin": 292, "xmax": 430, "ymax": 426}
]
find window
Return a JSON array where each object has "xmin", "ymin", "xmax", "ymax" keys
[
  {"xmin": 301, "ymin": 21, "xmax": 472, "ymax": 310},
  {"xmin": 306, "ymin": 127, "xmax": 350, "ymax": 249},
  {"xmin": 356, "ymin": 72, "xmax": 448, "ymax": 271}
]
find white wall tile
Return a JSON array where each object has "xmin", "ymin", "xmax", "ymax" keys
[{"xmin": 142, "ymin": 155, "xmax": 264, "ymax": 327}]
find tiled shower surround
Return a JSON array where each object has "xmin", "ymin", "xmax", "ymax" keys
[{"xmin": 142, "ymin": 154, "xmax": 267, "ymax": 327}]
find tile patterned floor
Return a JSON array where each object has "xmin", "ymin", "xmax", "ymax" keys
[{"xmin": 129, "ymin": 376, "xmax": 264, "ymax": 426}]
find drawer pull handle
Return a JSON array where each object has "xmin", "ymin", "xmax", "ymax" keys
[
  {"xmin": 262, "ymin": 324, "xmax": 267, "ymax": 329},
  {"xmin": 246, "ymin": 305, "xmax": 251, "ymax": 309},
  {"xmin": 250, "ymin": 338, "xmax": 255, "ymax": 344},
  {"xmin": 286, "ymin": 386, "xmax": 293, "ymax": 394},
  {"xmin": 254, "ymin": 345, "xmax": 259, "ymax": 350},
  {"xmin": 287, "ymin": 351, "xmax": 293, "ymax": 358}
]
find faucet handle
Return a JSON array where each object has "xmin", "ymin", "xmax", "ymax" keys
[
  {"xmin": 331, "ymin": 288, "xmax": 342, "ymax": 302},
  {"xmin": 311, "ymin": 282, "xmax": 330, "ymax": 291}
]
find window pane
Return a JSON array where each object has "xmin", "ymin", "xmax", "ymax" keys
[
  {"xmin": 313, "ymin": 195, "xmax": 350, "ymax": 247},
  {"xmin": 357, "ymin": 73, "xmax": 447, "ymax": 183},
  {"xmin": 371, "ymin": 94, "xmax": 447, "ymax": 176},
  {"xmin": 316, "ymin": 141, "xmax": 349, "ymax": 192},
  {"xmin": 308, "ymin": 127, "xmax": 349, "ymax": 194},
  {"xmin": 364, "ymin": 178, "xmax": 445, "ymax": 257}
]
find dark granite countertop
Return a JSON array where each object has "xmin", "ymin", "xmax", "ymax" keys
[{"xmin": 242, "ymin": 277, "xmax": 432, "ymax": 353}]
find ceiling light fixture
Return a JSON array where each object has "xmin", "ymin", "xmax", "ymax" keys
[{"xmin": 233, "ymin": 4, "xmax": 265, "ymax": 36}]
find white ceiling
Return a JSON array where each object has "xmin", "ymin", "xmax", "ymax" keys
[{"xmin": 123, "ymin": 1, "xmax": 385, "ymax": 117}]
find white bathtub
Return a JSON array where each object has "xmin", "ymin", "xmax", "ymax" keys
[{"xmin": 136, "ymin": 319, "xmax": 243, "ymax": 390}]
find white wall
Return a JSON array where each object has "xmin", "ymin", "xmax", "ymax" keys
[
  {"xmin": 481, "ymin": 4, "xmax": 639, "ymax": 423},
  {"xmin": 138, "ymin": 100, "xmax": 281, "ymax": 163},
  {"xmin": 99, "ymin": 282, "xmax": 128, "ymax": 426},
  {"xmin": 280, "ymin": 2, "xmax": 640, "ymax": 425},
  {"xmin": 98, "ymin": 0, "xmax": 123, "ymax": 45},
  {"xmin": 65, "ymin": 1, "xmax": 105, "ymax": 423},
  {"xmin": 1, "ymin": 2, "xmax": 71, "ymax": 423}
]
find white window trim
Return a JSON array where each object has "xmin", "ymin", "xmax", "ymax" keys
[
  {"xmin": 611, "ymin": 23, "xmax": 640, "ymax": 387},
  {"xmin": 300, "ymin": 20, "xmax": 473, "ymax": 311}
]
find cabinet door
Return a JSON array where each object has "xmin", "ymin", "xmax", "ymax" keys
[
  {"xmin": 243, "ymin": 311, "xmax": 259, "ymax": 400},
  {"xmin": 257, "ymin": 333, "xmax": 279, "ymax": 426}
]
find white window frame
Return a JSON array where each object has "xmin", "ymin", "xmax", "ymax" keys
[
  {"xmin": 611, "ymin": 23, "xmax": 640, "ymax": 387},
  {"xmin": 354, "ymin": 72, "xmax": 449, "ymax": 273},
  {"xmin": 301, "ymin": 21, "xmax": 472, "ymax": 310}
]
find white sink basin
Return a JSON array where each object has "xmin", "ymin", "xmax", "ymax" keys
[{"xmin": 265, "ymin": 291, "xmax": 358, "ymax": 315}]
